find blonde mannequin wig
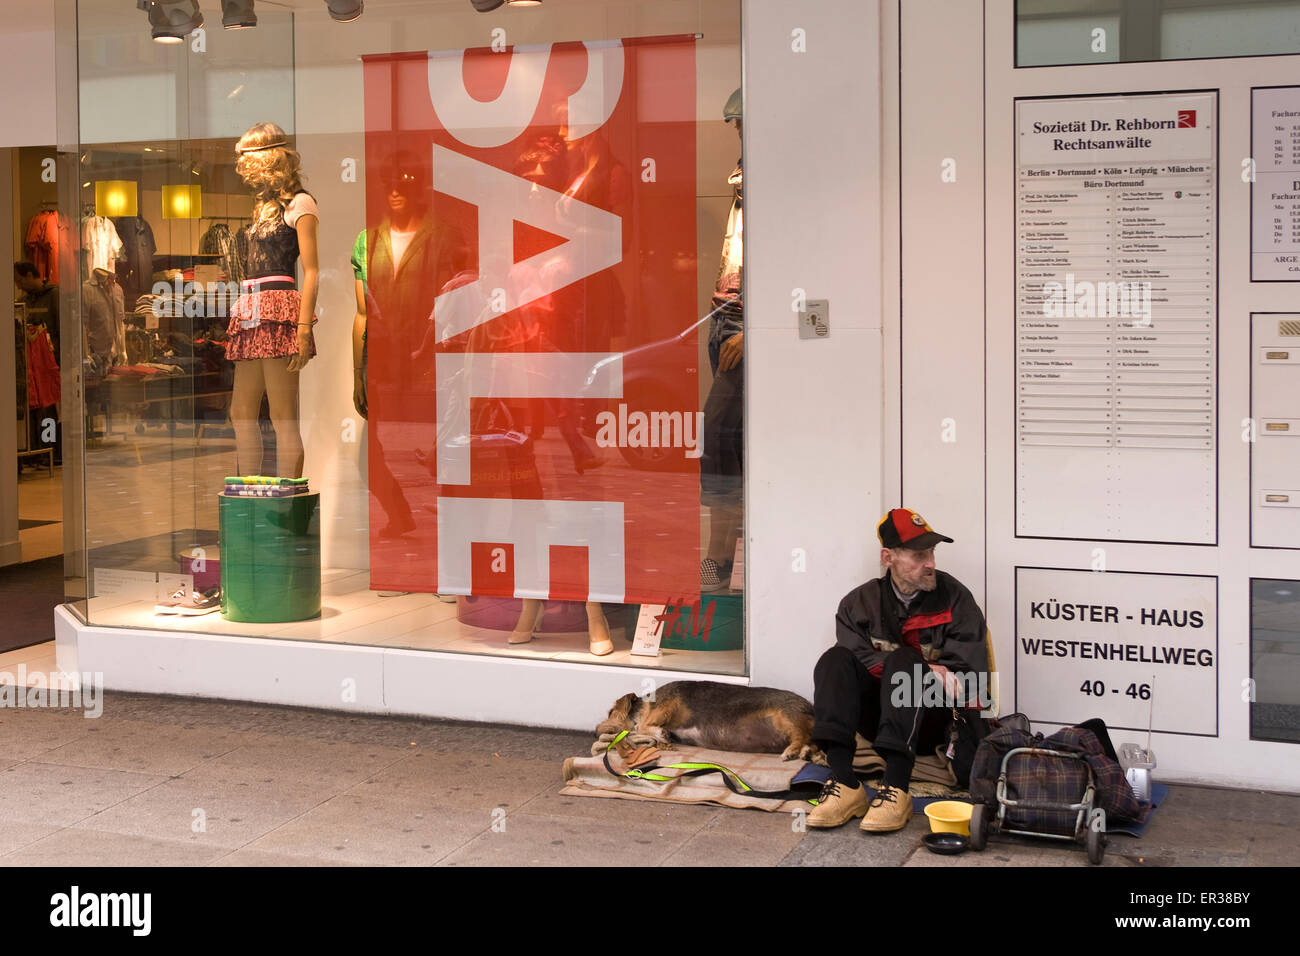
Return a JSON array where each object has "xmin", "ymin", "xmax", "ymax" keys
[{"xmin": 235, "ymin": 122, "xmax": 306, "ymax": 235}]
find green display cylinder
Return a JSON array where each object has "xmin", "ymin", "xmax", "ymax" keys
[{"xmin": 218, "ymin": 492, "xmax": 322, "ymax": 623}]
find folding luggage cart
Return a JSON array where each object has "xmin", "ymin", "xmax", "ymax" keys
[{"xmin": 969, "ymin": 745, "xmax": 1108, "ymax": 865}]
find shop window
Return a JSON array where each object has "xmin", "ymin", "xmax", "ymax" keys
[
  {"xmin": 1017, "ymin": 0, "xmax": 1300, "ymax": 67},
  {"xmin": 66, "ymin": 0, "xmax": 744, "ymax": 676}
]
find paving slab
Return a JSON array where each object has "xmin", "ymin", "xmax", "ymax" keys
[
  {"xmin": 181, "ymin": 735, "xmax": 414, "ymax": 795},
  {"xmin": 662, "ymin": 828, "xmax": 801, "ymax": 866},
  {"xmin": 76, "ymin": 775, "xmax": 330, "ymax": 849},
  {"xmin": 345, "ymin": 750, "xmax": 558, "ymax": 811},
  {"xmin": 0, "ymin": 762, "xmax": 166, "ymax": 827},
  {"xmin": 30, "ymin": 719, "xmax": 262, "ymax": 777},
  {"xmin": 437, "ymin": 811, "xmax": 698, "ymax": 867},
  {"xmin": 242, "ymin": 792, "xmax": 489, "ymax": 865},
  {"xmin": 208, "ymin": 848, "xmax": 361, "ymax": 867},
  {"xmin": 517, "ymin": 785, "xmax": 724, "ymax": 829},
  {"xmin": 0, "ymin": 709, "xmax": 97, "ymax": 760},
  {"xmin": 6, "ymin": 826, "xmax": 228, "ymax": 867},
  {"xmin": 778, "ymin": 816, "xmax": 932, "ymax": 867},
  {"xmin": 0, "ymin": 819, "xmax": 63, "ymax": 857}
]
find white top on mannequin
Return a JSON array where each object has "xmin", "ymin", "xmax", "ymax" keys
[
  {"xmin": 389, "ymin": 225, "xmax": 417, "ymax": 268},
  {"xmin": 284, "ymin": 192, "xmax": 319, "ymax": 228}
]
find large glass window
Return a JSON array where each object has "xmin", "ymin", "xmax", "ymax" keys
[
  {"xmin": 1017, "ymin": 0, "xmax": 1300, "ymax": 67},
  {"xmin": 67, "ymin": 0, "xmax": 744, "ymax": 676}
]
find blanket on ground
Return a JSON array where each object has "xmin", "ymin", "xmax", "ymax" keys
[{"xmin": 564, "ymin": 733, "xmax": 968, "ymax": 810}]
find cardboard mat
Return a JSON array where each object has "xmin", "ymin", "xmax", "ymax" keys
[
  {"xmin": 561, "ymin": 735, "xmax": 971, "ymax": 813},
  {"xmin": 561, "ymin": 744, "xmax": 824, "ymax": 812}
]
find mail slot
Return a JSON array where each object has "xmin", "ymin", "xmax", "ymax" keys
[
  {"xmin": 1262, "ymin": 492, "xmax": 1298, "ymax": 506},
  {"xmin": 1265, "ymin": 422, "xmax": 1291, "ymax": 432},
  {"xmin": 1266, "ymin": 351, "xmax": 1290, "ymax": 360}
]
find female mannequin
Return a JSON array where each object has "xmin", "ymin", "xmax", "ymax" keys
[
  {"xmin": 508, "ymin": 599, "xmax": 614, "ymax": 657},
  {"xmin": 227, "ymin": 122, "xmax": 320, "ymax": 478}
]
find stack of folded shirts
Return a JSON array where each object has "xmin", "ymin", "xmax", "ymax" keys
[{"xmin": 223, "ymin": 476, "xmax": 311, "ymax": 497}]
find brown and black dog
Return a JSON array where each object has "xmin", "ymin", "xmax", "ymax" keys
[{"xmin": 597, "ymin": 681, "xmax": 827, "ymax": 764}]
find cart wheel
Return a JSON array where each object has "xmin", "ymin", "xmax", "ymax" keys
[
  {"xmin": 1086, "ymin": 821, "xmax": 1105, "ymax": 865},
  {"xmin": 969, "ymin": 803, "xmax": 989, "ymax": 851}
]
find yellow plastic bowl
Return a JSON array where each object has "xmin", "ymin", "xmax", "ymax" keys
[{"xmin": 924, "ymin": 801, "xmax": 974, "ymax": 835}]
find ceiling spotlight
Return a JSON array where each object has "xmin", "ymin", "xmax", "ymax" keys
[
  {"xmin": 221, "ymin": 0, "xmax": 257, "ymax": 29},
  {"xmin": 147, "ymin": 0, "xmax": 205, "ymax": 44},
  {"xmin": 324, "ymin": 0, "xmax": 363, "ymax": 22},
  {"xmin": 507, "ymin": 0, "xmax": 543, "ymax": 6},
  {"xmin": 470, "ymin": 0, "xmax": 505, "ymax": 10}
]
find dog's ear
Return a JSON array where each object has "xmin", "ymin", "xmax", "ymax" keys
[{"xmin": 596, "ymin": 692, "xmax": 638, "ymax": 735}]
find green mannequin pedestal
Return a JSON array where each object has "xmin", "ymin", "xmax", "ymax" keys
[{"xmin": 218, "ymin": 492, "xmax": 321, "ymax": 623}]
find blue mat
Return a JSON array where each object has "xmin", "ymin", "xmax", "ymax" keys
[{"xmin": 1108, "ymin": 782, "xmax": 1169, "ymax": 837}]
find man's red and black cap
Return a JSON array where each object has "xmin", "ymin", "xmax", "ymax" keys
[{"xmin": 877, "ymin": 508, "xmax": 954, "ymax": 550}]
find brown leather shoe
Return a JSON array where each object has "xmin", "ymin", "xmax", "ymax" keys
[
  {"xmin": 807, "ymin": 779, "xmax": 869, "ymax": 828},
  {"xmin": 860, "ymin": 785, "xmax": 913, "ymax": 832}
]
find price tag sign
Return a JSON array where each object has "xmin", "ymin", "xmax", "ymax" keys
[{"xmin": 630, "ymin": 604, "xmax": 667, "ymax": 657}]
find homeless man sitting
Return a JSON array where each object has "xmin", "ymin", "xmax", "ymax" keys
[{"xmin": 808, "ymin": 508, "xmax": 989, "ymax": 832}]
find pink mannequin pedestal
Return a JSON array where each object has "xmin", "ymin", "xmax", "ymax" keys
[{"xmin": 456, "ymin": 595, "xmax": 590, "ymax": 632}]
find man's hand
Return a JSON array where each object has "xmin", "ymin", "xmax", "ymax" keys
[
  {"xmin": 928, "ymin": 664, "xmax": 965, "ymax": 704},
  {"xmin": 718, "ymin": 331, "xmax": 743, "ymax": 372}
]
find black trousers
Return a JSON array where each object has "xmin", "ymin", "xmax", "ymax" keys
[{"xmin": 812, "ymin": 645, "xmax": 951, "ymax": 759}]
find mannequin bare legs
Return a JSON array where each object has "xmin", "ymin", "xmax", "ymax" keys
[
  {"xmin": 586, "ymin": 602, "xmax": 613, "ymax": 656},
  {"xmin": 507, "ymin": 598, "xmax": 614, "ymax": 656},
  {"xmin": 508, "ymin": 598, "xmax": 545, "ymax": 644},
  {"xmin": 231, "ymin": 358, "xmax": 304, "ymax": 477}
]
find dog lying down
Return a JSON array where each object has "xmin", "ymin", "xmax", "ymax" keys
[{"xmin": 597, "ymin": 681, "xmax": 827, "ymax": 765}]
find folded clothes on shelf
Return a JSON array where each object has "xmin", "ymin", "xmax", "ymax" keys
[
  {"xmin": 222, "ymin": 483, "xmax": 310, "ymax": 497},
  {"xmin": 224, "ymin": 475, "xmax": 310, "ymax": 485}
]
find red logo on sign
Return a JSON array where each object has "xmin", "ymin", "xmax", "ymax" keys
[{"xmin": 1177, "ymin": 110, "xmax": 1196, "ymax": 128}]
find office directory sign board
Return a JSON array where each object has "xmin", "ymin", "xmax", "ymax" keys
[
  {"xmin": 1251, "ymin": 86, "xmax": 1300, "ymax": 281},
  {"xmin": 1015, "ymin": 92, "xmax": 1216, "ymax": 543}
]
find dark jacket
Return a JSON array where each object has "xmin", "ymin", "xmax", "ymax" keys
[
  {"xmin": 835, "ymin": 570, "xmax": 989, "ymax": 678},
  {"xmin": 361, "ymin": 215, "xmax": 466, "ymax": 362}
]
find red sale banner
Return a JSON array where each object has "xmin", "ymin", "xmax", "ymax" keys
[{"xmin": 361, "ymin": 36, "xmax": 699, "ymax": 604}]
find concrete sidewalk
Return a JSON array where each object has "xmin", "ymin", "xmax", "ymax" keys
[{"xmin": 0, "ymin": 691, "xmax": 1294, "ymax": 867}]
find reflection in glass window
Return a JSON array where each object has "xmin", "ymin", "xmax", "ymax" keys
[
  {"xmin": 1250, "ymin": 578, "xmax": 1300, "ymax": 744},
  {"xmin": 1017, "ymin": 0, "xmax": 1300, "ymax": 66},
  {"xmin": 67, "ymin": 0, "xmax": 745, "ymax": 677}
]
